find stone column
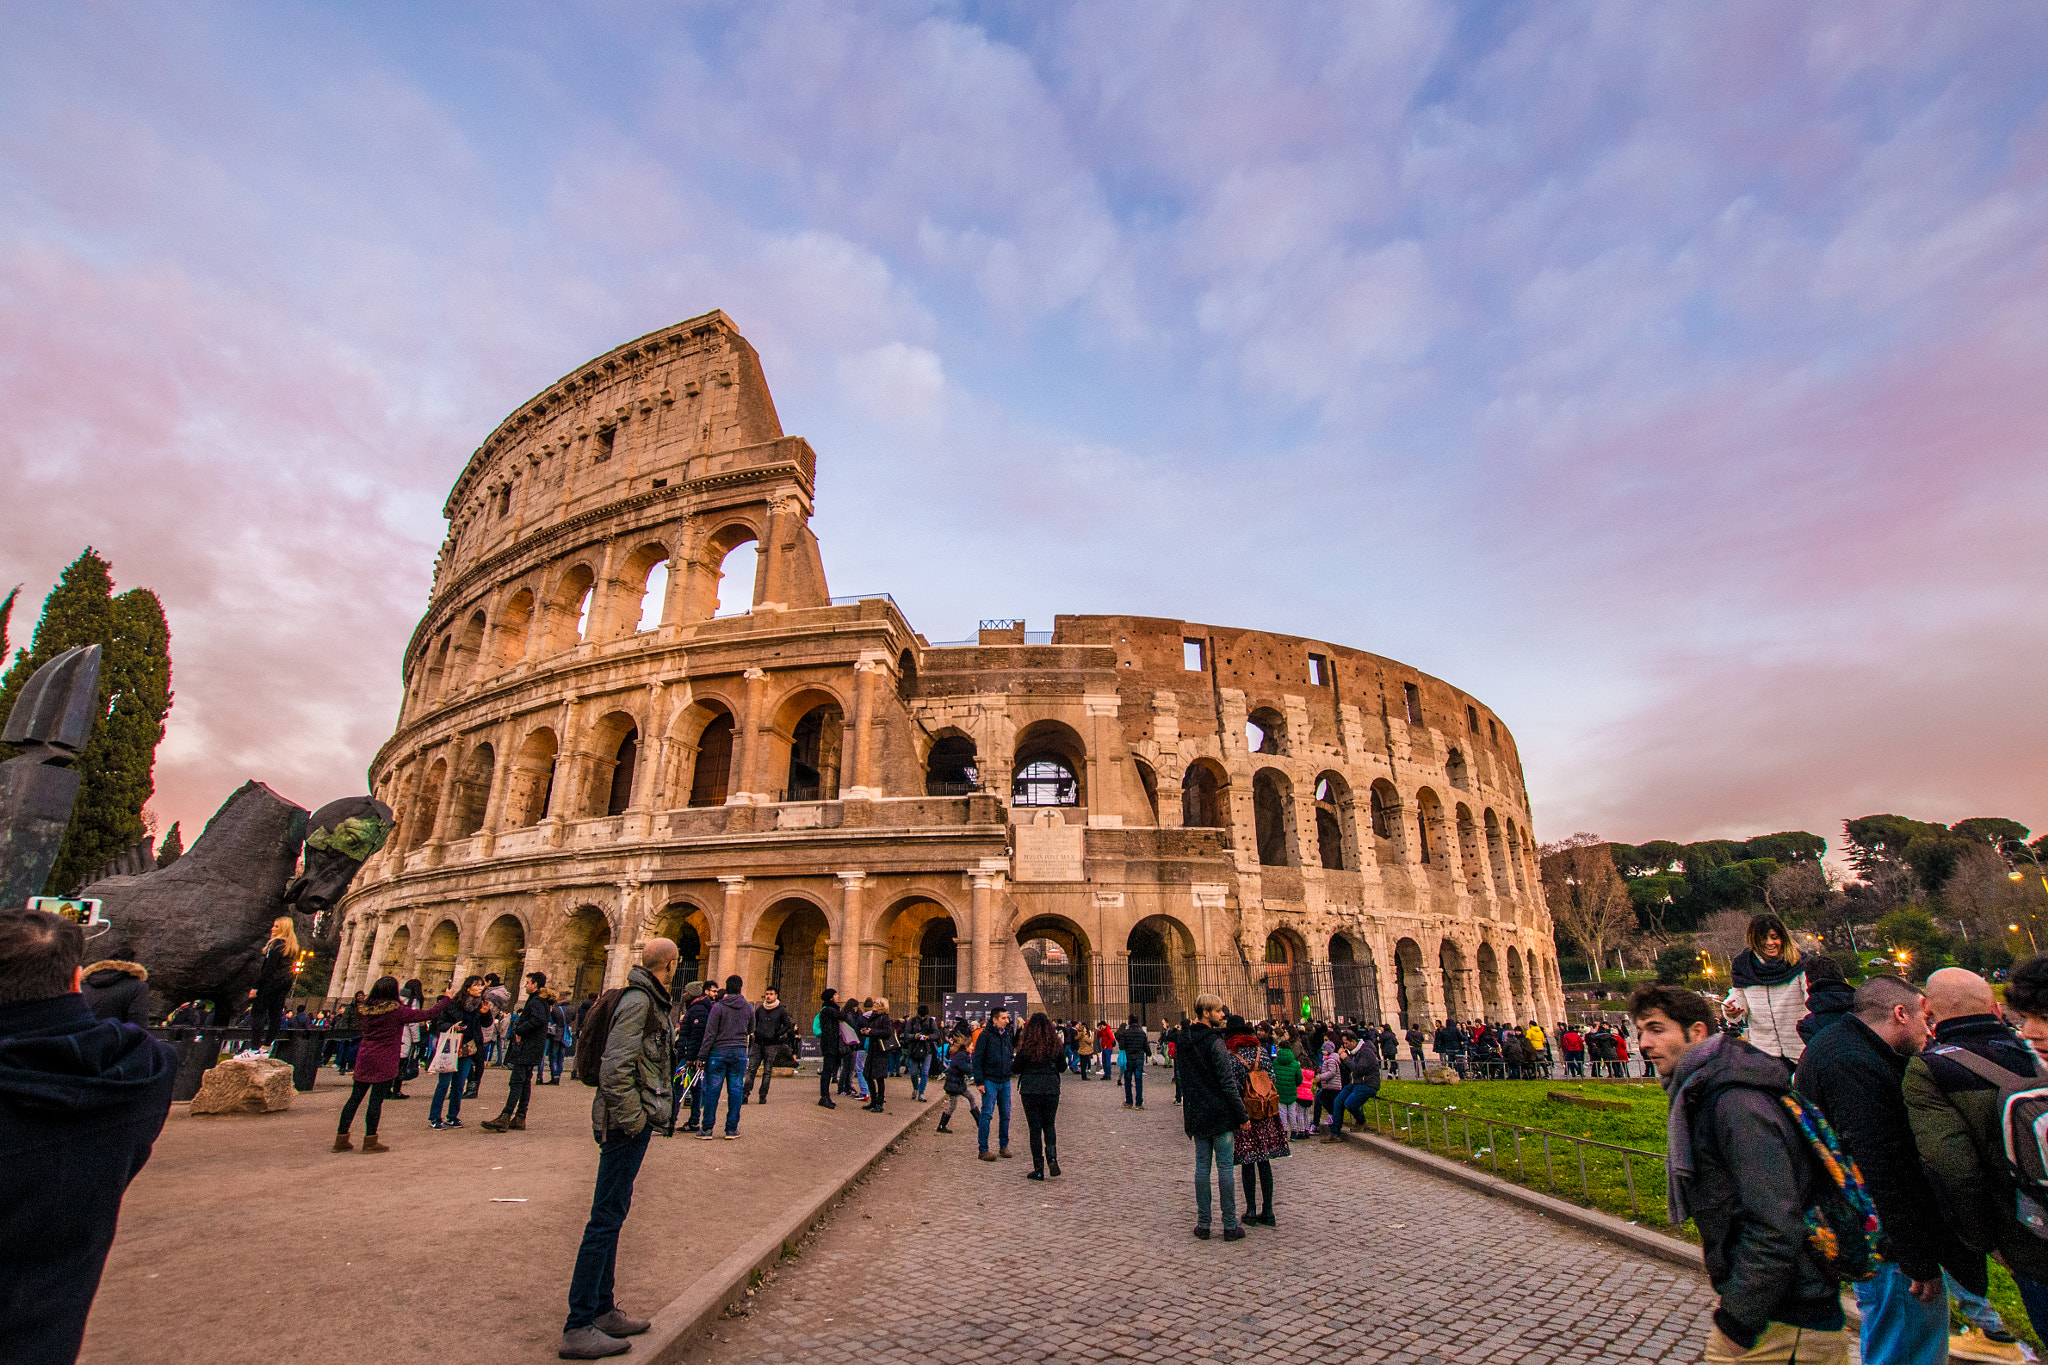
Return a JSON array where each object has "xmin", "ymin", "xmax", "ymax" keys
[
  {"xmin": 715, "ymin": 875, "xmax": 748, "ymax": 983},
  {"xmin": 1082, "ymin": 693, "xmax": 1119, "ymax": 825},
  {"xmin": 520, "ymin": 946, "xmax": 546, "ymax": 1002},
  {"xmin": 477, "ymin": 723, "xmax": 514, "ymax": 855},
  {"xmin": 727, "ymin": 667, "xmax": 770, "ymax": 804},
  {"xmin": 834, "ymin": 871, "xmax": 866, "ymax": 1001},
  {"xmin": 333, "ymin": 918, "xmax": 365, "ymax": 1000},
  {"xmin": 429, "ymin": 738, "xmax": 465, "ymax": 847},
  {"xmin": 754, "ymin": 493, "xmax": 789, "ymax": 611},
  {"xmin": 604, "ymin": 878, "xmax": 646, "ymax": 991},
  {"xmin": 364, "ymin": 917, "xmax": 399, "ymax": 991},
  {"xmin": 843, "ymin": 653, "xmax": 887, "ymax": 800}
]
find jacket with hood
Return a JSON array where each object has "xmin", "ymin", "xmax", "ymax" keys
[
  {"xmin": 1904, "ymin": 1013, "xmax": 2048, "ymax": 1284},
  {"xmin": 1725, "ymin": 949, "xmax": 1810, "ymax": 1061},
  {"xmin": 1272, "ymin": 1045, "xmax": 1302, "ymax": 1098},
  {"xmin": 1178, "ymin": 1021, "xmax": 1248, "ymax": 1139},
  {"xmin": 1796, "ymin": 1012, "xmax": 1972, "ymax": 1286},
  {"xmin": 351, "ymin": 999, "xmax": 438, "ymax": 1084},
  {"xmin": 677, "ymin": 992, "xmax": 715, "ymax": 1062},
  {"xmin": 1797, "ymin": 956, "xmax": 1856, "ymax": 1044},
  {"xmin": 697, "ymin": 991, "xmax": 754, "ymax": 1060},
  {"xmin": 1, "ymin": 990, "xmax": 177, "ymax": 1365},
  {"xmin": 1666, "ymin": 1033, "xmax": 1842, "ymax": 1349},
  {"xmin": 81, "ymin": 960, "xmax": 151, "ymax": 1027},
  {"xmin": 506, "ymin": 987, "xmax": 556, "ymax": 1067},
  {"xmin": 593, "ymin": 966, "xmax": 674, "ymax": 1142}
]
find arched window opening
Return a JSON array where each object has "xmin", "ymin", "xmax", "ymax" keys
[
  {"xmin": 636, "ymin": 560, "xmax": 669, "ymax": 633},
  {"xmin": 689, "ymin": 714, "xmax": 734, "ymax": 807},
  {"xmin": 1416, "ymin": 810, "xmax": 1432, "ymax": 863},
  {"xmin": 1133, "ymin": 759, "xmax": 1161, "ymax": 826},
  {"xmin": 1013, "ymin": 758, "xmax": 1078, "ymax": 807},
  {"xmin": 606, "ymin": 728, "xmax": 639, "ymax": 816},
  {"xmin": 425, "ymin": 637, "xmax": 451, "ymax": 701},
  {"xmin": 896, "ymin": 649, "xmax": 918, "ymax": 703},
  {"xmin": 1252, "ymin": 769, "xmax": 1293, "ymax": 866},
  {"xmin": 455, "ymin": 743, "xmax": 494, "ymax": 837},
  {"xmin": 495, "ymin": 588, "xmax": 534, "ymax": 669},
  {"xmin": 1181, "ymin": 762, "xmax": 1225, "ymax": 828},
  {"xmin": 454, "ymin": 610, "xmax": 487, "ymax": 686},
  {"xmin": 1313, "ymin": 772, "xmax": 1349, "ymax": 871},
  {"xmin": 715, "ymin": 538, "xmax": 758, "ymax": 616},
  {"xmin": 575, "ymin": 585, "xmax": 594, "ymax": 641},
  {"xmin": 512, "ymin": 729, "xmax": 559, "ymax": 826},
  {"xmin": 786, "ymin": 704, "xmax": 843, "ymax": 801},
  {"xmin": 1246, "ymin": 707, "xmax": 1285, "ymax": 755},
  {"xmin": 1484, "ymin": 809, "xmax": 1510, "ymax": 890},
  {"xmin": 408, "ymin": 758, "xmax": 447, "ymax": 851},
  {"xmin": 925, "ymin": 734, "xmax": 979, "ymax": 796},
  {"xmin": 546, "ymin": 565, "xmax": 596, "ymax": 654},
  {"xmin": 1446, "ymin": 748, "xmax": 1469, "ymax": 791},
  {"xmin": 1416, "ymin": 789, "xmax": 1444, "ymax": 868},
  {"xmin": 1369, "ymin": 782, "xmax": 1394, "ymax": 840}
]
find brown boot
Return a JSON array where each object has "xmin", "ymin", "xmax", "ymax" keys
[
  {"xmin": 362, "ymin": 1134, "xmax": 389, "ymax": 1154},
  {"xmin": 509, "ymin": 1114, "xmax": 526, "ymax": 1131},
  {"xmin": 998, "ymin": 1147, "xmax": 1013, "ymax": 1159},
  {"xmin": 332, "ymin": 1132, "xmax": 353, "ymax": 1152},
  {"xmin": 479, "ymin": 1113, "xmax": 513, "ymax": 1133}
]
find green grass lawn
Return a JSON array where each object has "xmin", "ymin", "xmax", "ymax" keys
[{"xmin": 1365, "ymin": 1078, "xmax": 2041, "ymax": 1347}]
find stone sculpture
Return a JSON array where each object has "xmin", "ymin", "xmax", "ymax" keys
[
  {"xmin": 81, "ymin": 783, "xmax": 390, "ymax": 1018},
  {"xmin": 0, "ymin": 643, "xmax": 102, "ymax": 908}
]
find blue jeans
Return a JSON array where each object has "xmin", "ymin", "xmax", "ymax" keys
[
  {"xmin": 1124, "ymin": 1062, "xmax": 1144, "ymax": 1106},
  {"xmin": 429, "ymin": 1057, "xmax": 471, "ymax": 1124},
  {"xmin": 1194, "ymin": 1131, "xmax": 1239, "ymax": 1230},
  {"xmin": 2013, "ymin": 1271, "xmax": 2048, "ymax": 1344},
  {"xmin": 1330, "ymin": 1082, "xmax": 1377, "ymax": 1133},
  {"xmin": 976, "ymin": 1080, "xmax": 1011, "ymax": 1152},
  {"xmin": 564, "ymin": 1123, "xmax": 654, "ymax": 1331},
  {"xmin": 699, "ymin": 1047, "xmax": 749, "ymax": 1136},
  {"xmin": 911, "ymin": 1053, "xmax": 932, "ymax": 1098},
  {"xmin": 1853, "ymin": 1260, "xmax": 1947, "ymax": 1365}
]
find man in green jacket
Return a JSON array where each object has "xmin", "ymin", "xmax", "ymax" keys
[{"xmin": 1903, "ymin": 966, "xmax": 2048, "ymax": 1351}]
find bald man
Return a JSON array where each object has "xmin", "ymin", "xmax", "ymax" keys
[
  {"xmin": 561, "ymin": 938, "xmax": 678, "ymax": 1359},
  {"xmin": 1904, "ymin": 966, "xmax": 2048, "ymax": 1344}
]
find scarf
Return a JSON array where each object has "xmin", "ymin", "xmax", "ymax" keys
[
  {"xmin": 1661, "ymin": 1031, "xmax": 1730, "ymax": 1225},
  {"xmin": 1730, "ymin": 949, "xmax": 1802, "ymax": 990}
]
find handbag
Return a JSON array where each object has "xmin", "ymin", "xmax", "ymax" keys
[
  {"xmin": 428, "ymin": 1029, "xmax": 462, "ymax": 1075},
  {"xmin": 1115, "ymin": 1049, "xmax": 1126, "ymax": 1069},
  {"xmin": 840, "ymin": 1020, "xmax": 860, "ymax": 1048}
]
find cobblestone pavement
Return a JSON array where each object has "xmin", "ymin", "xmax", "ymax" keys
[{"xmin": 674, "ymin": 1067, "xmax": 1716, "ymax": 1365}]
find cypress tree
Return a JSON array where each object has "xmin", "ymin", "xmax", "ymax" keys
[
  {"xmin": 0, "ymin": 549, "xmax": 175, "ymax": 893},
  {"xmin": 0, "ymin": 585, "xmax": 17, "ymax": 671},
  {"xmin": 156, "ymin": 822, "xmax": 183, "ymax": 867}
]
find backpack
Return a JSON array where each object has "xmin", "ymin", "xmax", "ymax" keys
[
  {"xmin": 1243, "ymin": 1063, "xmax": 1281, "ymax": 1122},
  {"xmin": 1930, "ymin": 1045, "xmax": 2048, "ymax": 1239},
  {"xmin": 573, "ymin": 985, "xmax": 661, "ymax": 1087},
  {"xmin": 1775, "ymin": 1092, "xmax": 1883, "ymax": 1281}
]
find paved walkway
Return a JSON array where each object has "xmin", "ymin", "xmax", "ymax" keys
[
  {"xmin": 674, "ymin": 1067, "xmax": 1717, "ymax": 1365},
  {"xmin": 81, "ymin": 1063, "xmax": 929, "ymax": 1364}
]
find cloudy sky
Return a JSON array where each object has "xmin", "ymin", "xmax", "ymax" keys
[{"xmin": 4, "ymin": 1, "xmax": 2045, "ymax": 859}]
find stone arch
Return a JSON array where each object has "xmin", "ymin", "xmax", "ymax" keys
[
  {"xmin": 1252, "ymin": 767, "xmax": 1296, "ymax": 867},
  {"xmin": 1131, "ymin": 758, "xmax": 1161, "ymax": 827},
  {"xmin": 1476, "ymin": 940, "xmax": 1505, "ymax": 1020},
  {"xmin": 544, "ymin": 561, "xmax": 597, "ymax": 654},
  {"xmin": 1012, "ymin": 719, "xmax": 1087, "ymax": 809},
  {"xmin": 1484, "ymin": 809, "xmax": 1510, "ymax": 891},
  {"xmin": 878, "ymin": 895, "xmax": 958, "ymax": 1010},
  {"xmin": 1181, "ymin": 759, "xmax": 1228, "ymax": 828},
  {"xmin": 1328, "ymin": 932, "xmax": 1378, "ymax": 1022},
  {"xmin": 694, "ymin": 521, "xmax": 761, "ymax": 619},
  {"xmin": 1445, "ymin": 747, "xmax": 1470, "ymax": 791},
  {"xmin": 896, "ymin": 648, "xmax": 918, "ymax": 703},
  {"xmin": 1368, "ymin": 779, "xmax": 1406, "ymax": 860},
  {"xmin": 924, "ymin": 728, "xmax": 979, "ymax": 795},
  {"xmin": 649, "ymin": 900, "xmax": 712, "ymax": 984},
  {"xmin": 1505, "ymin": 818, "xmax": 1529, "ymax": 894},
  {"xmin": 1262, "ymin": 927, "xmax": 1310, "ymax": 1021},
  {"xmin": 1393, "ymin": 937, "xmax": 1429, "ymax": 1028},
  {"xmin": 377, "ymin": 924, "xmax": 412, "ymax": 981},
  {"xmin": 454, "ymin": 742, "xmax": 495, "ymax": 837},
  {"xmin": 772, "ymin": 688, "xmax": 844, "ymax": 801},
  {"xmin": 453, "ymin": 609, "xmax": 488, "ymax": 687},
  {"xmin": 476, "ymin": 913, "xmax": 528, "ymax": 986},
  {"xmin": 749, "ymin": 896, "xmax": 831, "ymax": 1037},
  {"xmin": 1438, "ymin": 938, "xmax": 1472, "ymax": 1020},
  {"xmin": 1312, "ymin": 770, "xmax": 1355, "ymax": 871},
  {"xmin": 425, "ymin": 636, "xmax": 452, "ymax": 701},
  {"xmin": 493, "ymin": 587, "xmax": 535, "ymax": 670},
  {"xmin": 1246, "ymin": 705, "xmax": 1286, "ymax": 756},
  {"xmin": 407, "ymin": 758, "xmax": 447, "ymax": 851},
  {"xmin": 619, "ymin": 541, "xmax": 673, "ymax": 636},
  {"xmin": 509, "ymin": 726, "xmax": 559, "ymax": 826},
  {"xmin": 1126, "ymin": 914, "xmax": 1199, "ymax": 1027},
  {"xmin": 1016, "ymin": 913, "xmax": 1093, "ymax": 1019},
  {"xmin": 555, "ymin": 905, "xmax": 612, "ymax": 1002},
  {"xmin": 1414, "ymin": 787, "xmax": 1445, "ymax": 867},
  {"xmin": 420, "ymin": 918, "xmax": 461, "ymax": 998},
  {"xmin": 679, "ymin": 703, "xmax": 736, "ymax": 808},
  {"xmin": 1507, "ymin": 946, "xmax": 1529, "ymax": 1022},
  {"xmin": 584, "ymin": 709, "xmax": 640, "ymax": 817}
]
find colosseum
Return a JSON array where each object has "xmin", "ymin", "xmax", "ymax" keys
[{"xmin": 331, "ymin": 311, "xmax": 1567, "ymax": 1036}]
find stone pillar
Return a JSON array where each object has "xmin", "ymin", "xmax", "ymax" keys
[
  {"xmin": 715, "ymin": 875, "xmax": 748, "ymax": 983},
  {"xmin": 605, "ymin": 878, "xmax": 647, "ymax": 992},
  {"xmin": 429, "ymin": 738, "xmax": 465, "ymax": 846},
  {"xmin": 843, "ymin": 653, "xmax": 887, "ymax": 800},
  {"xmin": 754, "ymin": 493, "xmax": 790, "ymax": 611},
  {"xmin": 364, "ymin": 917, "xmax": 399, "ymax": 991},
  {"xmin": 727, "ymin": 667, "xmax": 769, "ymax": 804},
  {"xmin": 477, "ymin": 723, "xmax": 514, "ymax": 855},
  {"xmin": 1083, "ymin": 693, "xmax": 1119, "ymax": 825},
  {"xmin": 520, "ymin": 946, "xmax": 546, "ymax": 1002},
  {"xmin": 834, "ymin": 871, "xmax": 866, "ymax": 1001},
  {"xmin": 333, "ymin": 918, "xmax": 365, "ymax": 1000}
]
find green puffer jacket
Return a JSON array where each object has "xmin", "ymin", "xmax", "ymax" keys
[
  {"xmin": 1272, "ymin": 1046, "xmax": 1303, "ymax": 1099},
  {"xmin": 1903, "ymin": 1014, "xmax": 2048, "ymax": 1285}
]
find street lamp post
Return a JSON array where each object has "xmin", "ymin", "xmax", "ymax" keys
[{"xmin": 2003, "ymin": 840, "xmax": 2048, "ymax": 958}]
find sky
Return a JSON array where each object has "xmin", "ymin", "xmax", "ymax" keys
[{"xmin": 3, "ymin": 1, "xmax": 2046, "ymax": 863}]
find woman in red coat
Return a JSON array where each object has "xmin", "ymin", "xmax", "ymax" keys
[{"xmin": 334, "ymin": 976, "xmax": 437, "ymax": 1153}]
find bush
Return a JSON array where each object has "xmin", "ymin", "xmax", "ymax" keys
[{"xmin": 1654, "ymin": 944, "xmax": 1697, "ymax": 985}]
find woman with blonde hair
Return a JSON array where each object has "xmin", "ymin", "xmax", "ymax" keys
[
  {"xmin": 1722, "ymin": 913, "xmax": 1810, "ymax": 1065},
  {"xmin": 861, "ymin": 999, "xmax": 897, "ymax": 1113},
  {"xmin": 249, "ymin": 915, "xmax": 299, "ymax": 1048}
]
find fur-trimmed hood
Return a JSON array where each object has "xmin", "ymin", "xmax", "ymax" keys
[
  {"xmin": 528, "ymin": 986, "xmax": 559, "ymax": 1004},
  {"xmin": 82, "ymin": 960, "xmax": 147, "ymax": 984}
]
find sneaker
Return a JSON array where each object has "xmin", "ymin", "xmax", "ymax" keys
[
  {"xmin": 429, "ymin": 1120, "xmax": 443, "ymax": 1129},
  {"xmin": 443, "ymin": 1118, "xmax": 464, "ymax": 1128},
  {"xmin": 699, "ymin": 1131, "xmax": 716, "ymax": 1140},
  {"xmin": 723, "ymin": 1132, "xmax": 739, "ymax": 1140},
  {"xmin": 558, "ymin": 1325, "xmax": 630, "ymax": 1359},
  {"xmin": 1949, "ymin": 1327, "xmax": 2028, "ymax": 1363}
]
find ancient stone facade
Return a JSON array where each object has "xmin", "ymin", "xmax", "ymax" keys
[{"xmin": 333, "ymin": 311, "xmax": 1567, "ymax": 1033}]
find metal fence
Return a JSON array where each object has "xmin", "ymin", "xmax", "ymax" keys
[
  {"xmin": 1363, "ymin": 1096, "xmax": 1668, "ymax": 1221},
  {"xmin": 894, "ymin": 957, "xmax": 1386, "ymax": 1027}
]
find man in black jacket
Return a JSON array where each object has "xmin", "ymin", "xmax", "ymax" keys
[
  {"xmin": 1117, "ymin": 1016, "xmax": 1150, "ymax": 1109},
  {"xmin": 1795, "ymin": 974, "xmax": 1957, "ymax": 1365},
  {"xmin": 674, "ymin": 982, "xmax": 715, "ymax": 1132},
  {"xmin": 482, "ymin": 972, "xmax": 553, "ymax": 1133},
  {"xmin": 1178, "ymin": 993, "xmax": 1247, "ymax": 1241},
  {"xmin": 971, "ymin": 1006, "xmax": 1015, "ymax": 1160},
  {"xmin": 1, "ymin": 908, "xmax": 178, "ymax": 1365},
  {"xmin": 745, "ymin": 987, "xmax": 795, "ymax": 1104},
  {"xmin": 902, "ymin": 1004, "xmax": 939, "ymax": 1101},
  {"xmin": 815, "ymin": 988, "xmax": 844, "ymax": 1109},
  {"xmin": 1633, "ymin": 982, "xmax": 1844, "ymax": 1363}
]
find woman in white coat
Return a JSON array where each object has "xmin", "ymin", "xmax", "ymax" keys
[{"xmin": 1722, "ymin": 913, "xmax": 1808, "ymax": 1064}]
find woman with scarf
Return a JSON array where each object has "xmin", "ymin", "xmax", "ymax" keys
[{"xmin": 1721, "ymin": 913, "xmax": 1810, "ymax": 1065}]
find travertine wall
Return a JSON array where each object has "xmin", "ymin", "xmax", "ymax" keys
[{"xmin": 334, "ymin": 312, "xmax": 1566, "ymax": 1031}]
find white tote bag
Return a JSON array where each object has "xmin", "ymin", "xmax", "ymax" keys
[{"xmin": 427, "ymin": 1029, "xmax": 462, "ymax": 1075}]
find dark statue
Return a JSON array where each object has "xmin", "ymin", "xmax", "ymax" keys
[{"xmin": 0, "ymin": 644, "xmax": 103, "ymax": 908}]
